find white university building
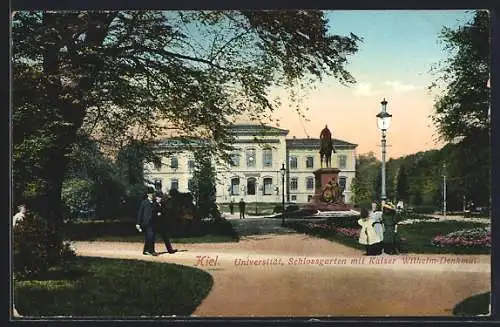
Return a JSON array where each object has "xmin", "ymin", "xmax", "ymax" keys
[{"xmin": 144, "ymin": 124, "xmax": 357, "ymax": 204}]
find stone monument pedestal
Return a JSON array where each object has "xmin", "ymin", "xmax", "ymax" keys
[{"xmin": 303, "ymin": 167, "xmax": 352, "ymax": 211}]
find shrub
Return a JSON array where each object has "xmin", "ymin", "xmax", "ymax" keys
[
  {"xmin": 273, "ymin": 205, "xmax": 283, "ymax": 213},
  {"xmin": 61, "ymin": 178, "xmax": 95, "ymax": 220},
  {"xmin": 412, "ymin": 205, "xmax": 438, "ymax": 214},
  {"xmin": 285, "ymin": 204, "xmax": 300, "ymax": 212},
  {"xmin": 13, "ymin": 212, "xmax": 76, "ymax": 279}
]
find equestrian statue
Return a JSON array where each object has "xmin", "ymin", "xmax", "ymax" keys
[{"xmin": 319, "ymin": 125, "xmax": 335, "ymax": 168}]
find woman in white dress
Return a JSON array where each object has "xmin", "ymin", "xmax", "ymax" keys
[
  {"xmin": 358, "ymin": 208, "xmax": 382, "ymax": 255},
  {"xmin": 369, "ymin": 201, "xmax": 384, "ymax": 255}
]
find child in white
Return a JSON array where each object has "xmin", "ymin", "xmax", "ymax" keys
[{"xmin": 358, "ymin": 207, "xmax": 382, "ymax": 255}]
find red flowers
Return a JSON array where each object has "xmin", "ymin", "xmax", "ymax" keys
[{"xmin": 432, "ymin": 228, "xmax": 491, "ymax": 248}]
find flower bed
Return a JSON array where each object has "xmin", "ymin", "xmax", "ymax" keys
[
  {"xmin": 432, "ymin": 227, "xmax": 491, "ymax": 248},
  {"xmin": 293, "ymin": 222, "xmax": 360, "ymax": 239}
]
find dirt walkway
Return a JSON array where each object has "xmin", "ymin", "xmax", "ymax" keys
[{"xmin": 72, "ymin": 234, "xmax": 490, "ymax": 317}]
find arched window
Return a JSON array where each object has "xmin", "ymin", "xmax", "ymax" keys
[
  {"xmin": 263, "ymin": 177, "xmax": 273, "ymax": 195},
  {"xmin": 339, "ymin": 176, "xmax": 347, "ymax": 191},
  {"xmin": 231, "ymin": 178, "xmax": 240, "ymax": 196},
  {"xmin": 247, "ymin": 178, "xmax": 256, "ymax": 195},
  {"xmin": 306, "ymin": 177, "xmax": 314, "ymax": 190},
  {"xmin": 170, "ymin": 178, "xmax": 179, "ymax": 190},
  {"xmin": 306, "ymin": 156, "xmax": 314, "ymax": 168}
]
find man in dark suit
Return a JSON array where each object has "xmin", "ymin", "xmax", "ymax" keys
[
  {"xmin": 154, "ymin": 191, "xmax": 178, "ymax": 254},
  {"xmin": 136, "ymin": 188, "xmax": 158, "ymax": 256},
  {"xmin": 238, "ymin": 198, "xmax": 246, "ymax": 219}
]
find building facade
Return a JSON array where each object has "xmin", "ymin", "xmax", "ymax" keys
[{"xmin": 144, "ymin": 124, "xmax": 357, "ymax": 204}]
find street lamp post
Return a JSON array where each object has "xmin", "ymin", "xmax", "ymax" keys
[
  {"xmin": 280, "ymin": 163, "xmax": 286, "ymax": 226},
  {"xmin": 443, "ymin": 163, "xmax": 447, "ymax": 217},
  {"xmin": 376, "ymin": 98, "xmax": 392, "ymax": 202}
]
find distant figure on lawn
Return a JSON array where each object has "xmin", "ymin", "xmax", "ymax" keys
[
  {"xmin": 136, "ymin": 189, "xmax": 158, "ymax": 256},
  {"xmin": 154, "ymin": 192, "xmax": 178, "ymax": 254},
  {"xmin": 239, "ymin": 198, "xmax": 246, "ymax": 219},
  {"xmin": 358, "ymin": 208, "xmax": 382, "ymax": 256},
  {"xmin": 13, "ymin": 204, "xmax": 27, "ymax": 227},
  {"xmin": 229, "ymin": 199, "xmax": 234, "ymax": 215}
]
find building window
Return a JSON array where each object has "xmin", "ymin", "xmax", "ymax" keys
[
  {"xmin": 291, "ymin": 195, "xmax": 297, "ymax": 201},
  {"xmin": 170, "ymin": 157, "xmax": 179, "ymax": 169},
  {"xmin": 263, "ymin": 177, "xmax": 273, "ymax": 195},
  {"xmin": 306, "ymin": 156, "xmax": 314, "ymax": 168},
  {"xmin": 188, "ymin": 179, "xmax": 194, "ymax": 192},
  {"xmin": 230, "ymin": 153, "xmax": 240, "ymax": 167},
  {"xmin": 290, "ymin": 177, "xmax": 298, "ymax": 190},
  {"xmin": 154, "ymin": 178, "xmax": 162, "ymax": 192},
  {"xmin": 247, "ymin": 178, "xmax": 256, "ymax": 195},
  {"xmin": 339, "ymin": 155, "xmax": 347, "ymax": 169},
  {"xmin": 262, "ymin": 149, "xmax": 273, "ymax": 167},
  {"xmin": 246, "ymin": 148, "xmax": 256, "ymax": 167},
  {"xmin": 290, "ymin": 156, "xmax": 298, "ymax": 169},
  {"xmin": 231, "ymin": 178, "xmax": 240, "ymax": 196},
  {"xmin": 306, "ymin": 177, "xmax": 314, "ymax": 190},
  {"xmin": 188, "ymin": 160, "xmax": 195, "ymax": 170},
  {"xmin": 339, "ymin": 176, "xmax": 347, "ymax": 191},
  {"xmin": 170, "ymin": 179, "xmax": 179, "ymax": 190},
  {"xmin": 307, "ymin": 195, "xmax": 313, "ymax": 202}
]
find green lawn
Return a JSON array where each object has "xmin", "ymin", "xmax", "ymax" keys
[
  {"xmin": 453, "ymin": 292, "xmax": 491, "ymax": 316},
  {"xmin": 14, "ymin": 256, "xmax": 213, "ymax": 317},
  {"xmin": 285, "ymin": 220, "xmax": 491, "ymax": 254}
]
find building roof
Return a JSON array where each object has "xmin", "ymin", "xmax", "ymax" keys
[
  {"xmin": 229, "ymin": 124, "xmax": 289, "ymax": 136},
  {"xmin": 286, "ymin": 138, "xmax": 357, "ymax": 149}
]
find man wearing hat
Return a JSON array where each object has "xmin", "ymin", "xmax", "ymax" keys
[
  {"xmin": 136, "ymin": 188, "xmax": 158, "ymax": 256},
  {"xmin": 382, "ymin": 202, "xmax": 399, "ymax": 255},
  {"xmin": 154, "ymin": 190, "xmax": 178, "ymax": 254}
]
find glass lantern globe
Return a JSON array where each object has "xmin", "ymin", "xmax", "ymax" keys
[{"xmin": 376, "ymin": 98, "xmax": 392, "ymax": 131}]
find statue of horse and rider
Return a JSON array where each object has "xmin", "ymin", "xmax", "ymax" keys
[{"xmin": 319, "ymin": 125, "xmax": 335, "ymax": 168}]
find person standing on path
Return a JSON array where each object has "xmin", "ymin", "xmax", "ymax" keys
[
  {"xmin": 136, "ymin": 189, "xmax": 158, "ymax": 256},
  {"xmin": 358, "ymin": 208, "xmax": 382, "ymax": 255},
  {"xmin": 382, "ymin": 202, "xmax": 399, "ymax": 255},
  {"xmin": 229, "ymin": 199, "xmax": 234, "ymax": 215},
  {"xmin": 239, "ymin": 198, "xmax": 246, "ymax": 219},
  {"xmin": 154, "ymin": 191, "xmax": 178, "ymax": 254},
  {"xmin": 369, "ymin": 201, "xmax": 384, "ymax": 255}
]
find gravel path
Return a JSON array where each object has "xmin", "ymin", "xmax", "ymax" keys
[{"xmin": 72, "ymin": 233, "xmax": 491, "ymax": 317}]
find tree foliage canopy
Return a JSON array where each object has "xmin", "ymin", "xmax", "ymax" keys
[
  {"xmin": 430, "ymin": 10, "xmax": 490, "ymax": 141},
  {"xmin": 12, "ymin": 10, "xmax": 361, "ymax": 226}
]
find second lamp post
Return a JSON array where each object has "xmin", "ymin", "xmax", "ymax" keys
[
  {"xmin": 376, "ymin": 98, "xmax": 392, "ymax": 202},
  {"xmin": 280, "ymin": 163, "xmax": 286, "ymax": 226}
]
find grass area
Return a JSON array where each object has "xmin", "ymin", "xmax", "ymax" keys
[
  {"xmin": 62, "ymin": 219, "xmax": 239, "ymax": 243},
  {"xmin": 285, "ymin": 220, "xmax": 491, "ymax": 254},
  {"xmin": 14, "ymin": 256, "xmax": 213, "ymax": 317},
  {"xmin": 453, "ymin": 292, "xmax": 491, "ymax": 316}
]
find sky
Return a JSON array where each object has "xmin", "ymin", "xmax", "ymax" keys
[{"xmin": 267, "ymin": 10, "xmax": 476, "ymax": 160}]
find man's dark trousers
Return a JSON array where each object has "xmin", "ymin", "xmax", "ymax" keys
[{"xmin": 143, "ymin": 225, "xmax": 156, "ymax": 253}]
